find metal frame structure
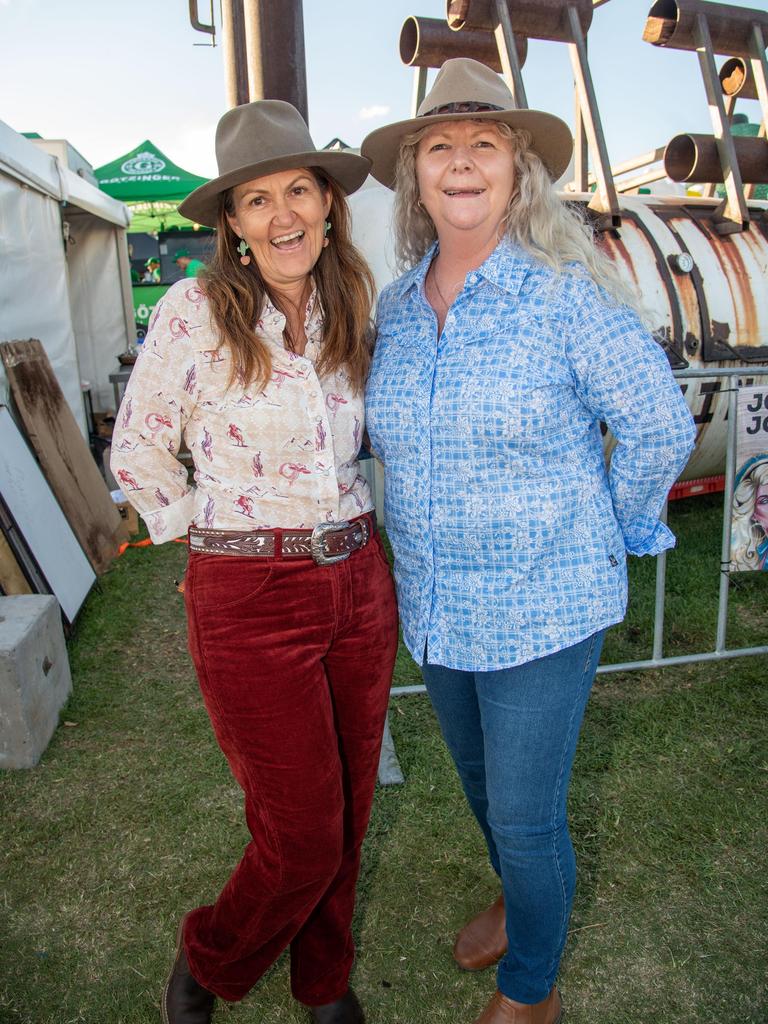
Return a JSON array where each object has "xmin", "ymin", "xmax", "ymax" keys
[
  {"xmin": 644, "ymin": 0, "xmax": 768, "ymax": 232},
  {"xmin": 390, "ymin": 365, "xmax": 768, "ymax": 698}
]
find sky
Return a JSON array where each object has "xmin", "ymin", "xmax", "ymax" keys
[{"xmin": 1, "ymin": 0, "xmax": 767, "ymax": 180}]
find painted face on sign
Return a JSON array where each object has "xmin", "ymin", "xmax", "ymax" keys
[{"xmin": 753, "ymin": 482, "xmax": 768, "ymax": 532}]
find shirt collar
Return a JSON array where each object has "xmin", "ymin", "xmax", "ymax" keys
[
  {"xmin": 476, "ymin": 237, "xmax": 538, "ymax": 297},
  {"xmin": 386, "ymin": 243, "xmax": 437, "ymax": 301},
  {"xmin": 260, "ymin": 282, "xmax": 323, "ymax": 344},
  {"xmin": 393, "ymin": 236, "xmax": 537, "ymax": 301}
]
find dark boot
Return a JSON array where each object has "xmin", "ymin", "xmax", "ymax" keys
[
  {"xmin": 307, "ymin": 988, "xmax": 365, "ymax": 1023},
  {"xmin": 161, "ymin": 916, "xmax": 216, "ymax": 1024}
]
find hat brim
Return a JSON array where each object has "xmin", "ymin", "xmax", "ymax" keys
[
  {"xmin": 178, "ymin": 150, "xmax": 372, "ymax": 228},
  {"xmin": 361, "ymin": 109, "xmax": 573, "ymax": 189}
]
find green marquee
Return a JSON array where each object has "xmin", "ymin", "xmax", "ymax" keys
[{"xmin": 95, "ymin": 140, "xmax": 209, "ymax": 231}]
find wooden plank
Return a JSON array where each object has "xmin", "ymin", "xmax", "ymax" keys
[
  {"xmin": 0, "ymin": 340, "xmax": 124, "ymax": 574},
  {"xmin": 0, "ymin": 530, "xmax": 32, "ymax": 596}
]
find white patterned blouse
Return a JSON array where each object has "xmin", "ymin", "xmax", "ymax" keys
[{"xmin": 111, "ymin": 279, "xmax": 372, "ymax": 543}]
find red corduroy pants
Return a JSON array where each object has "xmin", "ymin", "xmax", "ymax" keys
[{"xmin": 181, "ymin": 529, "xmax": 398, "ymax": 1006}]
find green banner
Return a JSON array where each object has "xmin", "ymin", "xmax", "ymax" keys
[{"xmin": 132, "ymin": 283, "xmax": 170, "ymax": 328}]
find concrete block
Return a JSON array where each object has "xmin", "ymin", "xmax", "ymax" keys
[{"xmin": 0, "ymin": 595, "xmax": 72, "ymax": 769}]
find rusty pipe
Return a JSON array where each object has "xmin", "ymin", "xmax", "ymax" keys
[
  {"xmin": 400, "ymin": 15, "xmax": 526, "ymax": 71},
  {"xmin": 243, "ymin": 0, "xmax": 308, "ymax": 122},
  {"xmin": 446, "ymin": 0, "xmax": 593, "ymax": 44},
  {"xmin": 643, "ymin": 0, "xmax": 768, "ymax": 58},
  {"xmin": 719, "ymin": 56, "xmax": 759, "ymax": 99},
  {"xmin": 664, "ymin": 132, "xmax": 768, "ymax": 182}
]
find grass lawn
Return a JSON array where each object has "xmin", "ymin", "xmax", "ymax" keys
[{"xmin": 1, "ymin": 495, "xmax": 766, "ymax": 1023}]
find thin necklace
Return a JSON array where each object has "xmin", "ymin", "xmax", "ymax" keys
[{"xmin": 429, "ymin": 264, "xmax": 461, "ymax": 310}]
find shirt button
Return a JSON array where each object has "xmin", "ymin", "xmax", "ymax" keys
[{"xmin": 468, "ymin": 273, "xmax": 477, "ymax": 285}]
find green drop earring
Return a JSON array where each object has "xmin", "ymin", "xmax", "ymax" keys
[{"xmin": 237, "ymin": 238, "xmax": 251, "ymax": 266}]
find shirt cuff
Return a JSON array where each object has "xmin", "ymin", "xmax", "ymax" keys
[
  {"xmin": 141, "ymin": 490, "xmax": 195, "ymax": 544},
  {"xmin": 623, "ymin": 519, "xmax": 677, "ymax": 558}
]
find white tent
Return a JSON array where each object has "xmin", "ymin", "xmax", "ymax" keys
[{"xmin": 0, "ymin": 122, "xmax": 134, "ymax": 434}]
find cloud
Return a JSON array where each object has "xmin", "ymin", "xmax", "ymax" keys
[{"xmin": 358, "ymin": 104, "xmax": 391, "ymax": 121}]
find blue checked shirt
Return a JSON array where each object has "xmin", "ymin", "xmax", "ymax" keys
[{"xmin": 365, "ymin": 239, "xmax": 696, "ymax": 671}]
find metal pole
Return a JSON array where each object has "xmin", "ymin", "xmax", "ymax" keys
[
  {"xmin": 703, "ymin": 93, "xmax": 737, "ymax": 199},
  {"xmin": 744, "ymin": 29, "xmax": 767, "ymax": 206},
  {"xmin": 390, "ymin": 641, "xmax": 768, "ymax": 694},
  {"xmin": 566, "ymin": 4, "xmax": 620, "ymax": 226},
  {"xmin": 493, "ymin": 0, "xmax": 528, "ymax": 107},
  {"xmin": 411, "ymin": 66, "xmax": 428, "ymax": 117},
  {"xmin": 243, "ymin": 0, "xmax": 308, "ymax": 123},
  {"xmin": 750, "ymin": 24, "xmax": 768, "ymax": 153},
  {"xmin": 693, "ymin": 13, "xmax": 749, "ymax": 232},
  {"xmin": 573, "ymin": 82, "xmax": 589, "ymax": 192},
  {"xmin": 652, "ymin": 501, "xmax": 668, "ymax": 662},
  {"xmin": 715, "ymin": 383, "xmax": 739, "ymax": 653},
  {"xmin": 221, "ymin": 0, "xmax": 249, "ymax": 108}
]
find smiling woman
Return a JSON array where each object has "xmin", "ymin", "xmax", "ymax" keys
[
  {"xmin": 109, "ymin": 100, "xmax": 398, "ymax": 1024},
  {"xmin": 361, "ymin": 58, "xmax": 696, "ymax": 1024},
  {"xmin": 412, "ymin": 120, "xmax": 516, "ymax": 329},
  {"xmin": 225, "ymin": 171, "xmax": 331, "ymax": 331}
]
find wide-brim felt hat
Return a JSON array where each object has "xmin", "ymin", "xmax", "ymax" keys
[
  {"xmin": 361, "ymin": 57, "xmax": 573, "ymax": 189},
  {"xmin": 179, "ymin": 99, "xmax": 371, "ymax": 228}
]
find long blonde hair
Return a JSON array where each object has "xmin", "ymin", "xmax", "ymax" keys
[
  {"xmin": 203, "ymin": 170, "xmax": 374, "ymax": 393},
  {"xmin": 393, "ymin": 121, "xmax": 635, "ymax": 308}
]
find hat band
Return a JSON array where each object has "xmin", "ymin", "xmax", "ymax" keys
[{"xmin": 420, "ymin": 100, "xmax": 505, "ymax": 117}]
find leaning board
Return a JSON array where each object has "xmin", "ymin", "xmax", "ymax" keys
[
  {"xmin": 0, "ymin": 406, "xmax": 95, "ymax": 622},
  {"xmin": 0, "ymin": 531, "xmax": 32, "ymax": 596},
  {"xmin": 0, "ymin": 340, "xmax": 124, "ymax": 572}
]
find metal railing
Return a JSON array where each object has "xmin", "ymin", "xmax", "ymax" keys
[{"xmin": 390, "ymin": 365, "xmax": 768, "ymax": 697}]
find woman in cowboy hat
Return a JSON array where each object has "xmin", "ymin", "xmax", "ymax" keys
[
  {"xmin": 361, "ymin": 58, "xmax": 695, "ymax": 1024},
  {"xmin": 111, "ymin": 100, "xmax": 398, "ymax": 1024}
]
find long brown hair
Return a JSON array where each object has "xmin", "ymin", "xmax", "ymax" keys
[{"xmin": 202, "ymin": 170, "xmax": 374, "ymax": 393}]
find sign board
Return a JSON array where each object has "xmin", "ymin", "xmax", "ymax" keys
[{"xmin": 730, "ymin": 385, "xmax": 768, "ymax": 572}]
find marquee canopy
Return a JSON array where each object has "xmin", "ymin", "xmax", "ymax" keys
[{"xmin": 95, "ymin": 140, "xmax": 209, "ymax": 231}]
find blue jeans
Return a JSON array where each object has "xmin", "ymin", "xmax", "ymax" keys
[{"xmin": 422, "ymin": 631, "xmax": 605, "ymax": 1004}]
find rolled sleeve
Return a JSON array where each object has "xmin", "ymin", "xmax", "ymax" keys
[{"xmin": 565, "ymin": 289, "xmax": 696, "ymax": 557}]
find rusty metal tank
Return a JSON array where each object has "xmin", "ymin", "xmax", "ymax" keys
[{"xmin": 593, "ymin": 193, "xmax": 768, "ymax": 479}]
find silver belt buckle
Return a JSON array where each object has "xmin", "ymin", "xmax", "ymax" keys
[{"xmin": 311, "ymin": 520, "xmax": 352, "ymax": 566}]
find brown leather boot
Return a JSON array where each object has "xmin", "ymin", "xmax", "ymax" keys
[
  {"xmin": 161, "ymin": 915, "xmax": 216, "ymax": 1024},
  {"xmin": 453, "ymin": 893, "xmax": 507, "ymax": 971},
  {"xmin": 473, "ymin": 988, "xmax": 563, "ymax": 1024}
]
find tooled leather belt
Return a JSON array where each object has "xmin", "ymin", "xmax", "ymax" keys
[{"xmin": 188, "ymin": 511, "xmax": 376, "ymax": 566}]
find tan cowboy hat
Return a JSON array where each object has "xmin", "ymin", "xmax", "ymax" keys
[
  {"xmin": 179, "ymin": 100, "xmax": 371, "ymax": 228},
  {"xmin": 361, "ymin": 58, "xmax": 573, "ymax": 189}
]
